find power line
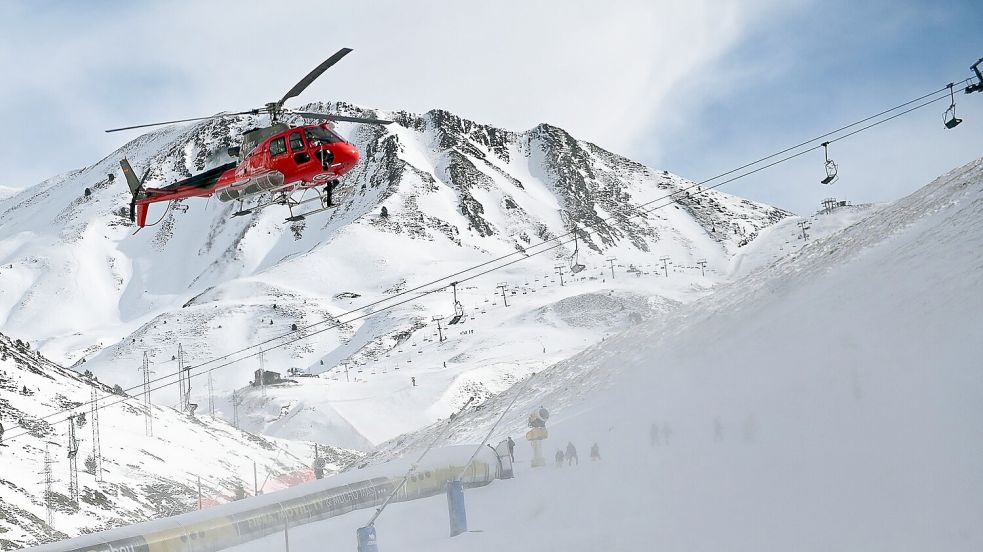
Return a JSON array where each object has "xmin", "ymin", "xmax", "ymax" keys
[{"xmin": 3, "ymin": 75, "xmax": 975, "ymax": 443}]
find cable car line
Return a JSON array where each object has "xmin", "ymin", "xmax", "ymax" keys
[
  {"xmin": 0, "ymin": 238, "xmax": 574, "ymax": 444},
  {"xmin": 5, "ymin": 74, "xmax": 977, "ymax": 444}
]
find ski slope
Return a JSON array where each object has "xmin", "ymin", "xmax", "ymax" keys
[
  {"xmin": 0, "ymin": 102, "xmax": 790, "ymax": 450},
  {"xmin": 229, "ymin": 158, "xmax": 983, "ymax": 551}
]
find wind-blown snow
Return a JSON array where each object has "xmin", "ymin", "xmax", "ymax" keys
[{"xmin": 257, "ymin": 157, "xmax": 983, "ymax": 551}]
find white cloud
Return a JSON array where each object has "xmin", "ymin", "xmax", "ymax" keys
[{"xmin": 0, "ymin": 0, "xmax": 779, "ymax": 189}]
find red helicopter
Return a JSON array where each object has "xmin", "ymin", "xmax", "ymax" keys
[{"xmin": 108, "ymin": 48, "xmax": 391, "ymax": 227}]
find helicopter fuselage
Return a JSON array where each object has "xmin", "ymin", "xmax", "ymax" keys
[{"xmin": 131, "ymin": 123, "xmax": 359, "ymax": 226}]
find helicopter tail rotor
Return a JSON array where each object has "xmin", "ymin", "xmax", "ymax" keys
[{"xmin": 119, "ymin": 158, "xmax": 151, "ymax": 222}]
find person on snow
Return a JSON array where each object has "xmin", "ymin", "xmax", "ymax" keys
[
  {"xmin": 507, "ymin": 436, "xmax": 516, "ymax": 462},
  {"xmin": 565, "ymin": 442, "xmax": 578, "ymax": 465},
  {"xmin": 590, "ymin": 442, "xmax": 601, "ymax": 461},
  {"xmin": 555, "ymin": 449, "xmax": 564, "ymax": 467}
]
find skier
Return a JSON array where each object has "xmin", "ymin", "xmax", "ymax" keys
[
  {"xmin": 507, "ymin": 436, "xmax": 516, "ymax": 462},
  {"xmin": 411, "ymin": 377, "xmax": 416, "ymax": 387},
  {"xmin": 650, "ymin": 423, "xmax": 660, "ymax": 447},
  {"xmin": 590, "ymin": 442, "xmax": 601, "ymax": 461},
  {"xmin": 555, "ymin": 449, "xmax": 564, "ymax": 467},
  {"xmin": 565, "ymin": 442, "xmax": 578, "ymax": 465}
]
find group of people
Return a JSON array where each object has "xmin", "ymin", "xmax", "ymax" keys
[
  {"xmin": 554, "ymin": 441, "xmax": 601, "ymax": 466},
  {"xmin": 650, "ymin": 422, "xmax": 673, "ymax": 447}
]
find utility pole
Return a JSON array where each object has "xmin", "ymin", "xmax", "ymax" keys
[
  {"xmin": 606, "ymin": 257, "xmax": 616, "ymax": 279},
  {"xmin": 697, "ymin": 259, "xmax": 707, "ymax": 277},
  {"xmin": 660, "ymin": 256, "xmax": 671, "ymax": 278},
  {"xmin": 67, "ymin": 415, "xmax": 79, "ymax": 506},
  {"xmin": 258, "ymin": 350, "xmax": 266, "ymax": 398},
  {"xmin": 253, "ymin": 461, "xmax": 259, "ymax": 496},
  {"xmin": 798, "ymin": 220, "xmax": 811, "ymax": 240},
  {"xmin": 432, "ymin": 316, "xmax": 446, "ymax": 342},
  {"xmin": 140, "ymin": 352, "xmax": 153, "ymax": 437},
  {"xmin": 496, "ymin": 283, "xmax": 509, "ymax": 307},
  {"xmin": 207, "ymin": 371, "xmax": 215, "ymax": 417},
  {"xmin": 554, "ymin": 265, "xmax": 565, "ymax": 286},
  {"xmin": 42, "ymin": 445, "xmax": 54, "ymax": 527},
  {"xmin": 232, "ymin": 389, "xmax": 241, "ymax": 429},
  {"xmin": 177, "ymin": 344, "xmax": 186, "ymax": 413},
  {"xmin": 345, "ymin": 363, "xmax": 350, "ymax": 382},
  {"xmin": 90, "ymin": 386, "xmax": 103, "ymax": 483}
]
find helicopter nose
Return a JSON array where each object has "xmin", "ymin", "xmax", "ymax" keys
[{"xmin": 333, "ymin": 142, "xmax": 359, "ymax": 173}]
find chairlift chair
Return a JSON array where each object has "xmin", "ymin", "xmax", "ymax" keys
[
  {"xmin": 820, "ymin": 142, "xmax": 838, "ymax": 185},
  {"xmin": 570, "ymin": 236, "xmax": 586, "ymax": 274},
  {"xmin": 447, "ymin": 282, "xmax": 465, "ymax": 325},
  {"xmin": 944, "ymin": 83, "xmax": 963, "ymax": 129}
]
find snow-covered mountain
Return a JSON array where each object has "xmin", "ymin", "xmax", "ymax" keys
[
  {"xmin": 0, "ymin": 332, "xmax": 360, "ymax": 549},
  {"xmin": 254, "ymin": 157, "xmax": 983, "ymax": 552},
  {"xmin": 0, "ymin": 102, "xmax": 789, "ymax": 452}
]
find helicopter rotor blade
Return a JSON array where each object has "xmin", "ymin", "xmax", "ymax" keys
[
  {"xmin": 105, "ymin": 111, "xmax": 257, "ymax": 133},
  {"xmin": 291, "ymin": 111, "xmax": 393, "ymax": 125},
  {"xmin": 277, "ymin": 48, "xmax": 353, "ymax": 109}
]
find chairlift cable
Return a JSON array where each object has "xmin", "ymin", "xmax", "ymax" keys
[
  {"xmin": 5, "ymin": 76, "xmax": 976, "ymax": 443},
  {"xmin": 0, "ymin": 238, "xmax": 574, "ymax": 443}
]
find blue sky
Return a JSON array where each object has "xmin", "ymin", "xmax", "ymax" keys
[{"xmin": 0, "ymin": 0, "xmax": 980, "ymax": 213}]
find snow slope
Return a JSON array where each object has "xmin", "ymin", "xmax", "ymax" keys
[
  {"xmin": 0, "ymin": 333, "xmax": 360, "ymax": 549},
  {"xmin": 0, "ymin": 102, "xmax": 790, "ymax": 449},
  {"xmin": 276, "ymin": 157, "xmax": 983, "ymax": 551}
]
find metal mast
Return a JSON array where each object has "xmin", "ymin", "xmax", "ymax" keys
[
  {"xmin": 90, "ymin": 386, "xmax": 103, "ymax": 483},
  {"xmin": 67, "ymin": 414, "xmax": 79, "ymax": 505},
  {"xmin": 42, "ymin": 444, "xmax": 54, "ymax": 526},
  {"xmin": 141, "ymin": 352, "xmax": 153, "ymax": 437},
  {"xmin": 177, "ymin": 344, "xmax": 185, "ymax": 411},
  {"xmin": 207, "ymin": 371, "xmax": 216, "ymax": 417}
]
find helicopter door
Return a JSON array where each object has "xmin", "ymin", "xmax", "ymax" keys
[{"xmin": 289, "ymin": 132, "xmax": 312, "ymax": 165}]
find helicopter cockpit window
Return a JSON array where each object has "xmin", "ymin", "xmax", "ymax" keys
[
  {"xmin": 305, "ymin": 127, "xmax": 344, "ymax": 145},
  {"xmin": 288, "ymin": 132, "xmax": 305, "ymax": 152},
  {"xmin": 269, "ymin": 137, "xmax": 287, "ymax": 156}
]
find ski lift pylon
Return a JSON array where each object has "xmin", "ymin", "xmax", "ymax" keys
[
  {"xmin": 944, "ymin": 82, "xmax": 963, "ymax": 129},
  {"xmin": 820, "ymin": 141, "xmax": 838, "ymax": 185}
]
